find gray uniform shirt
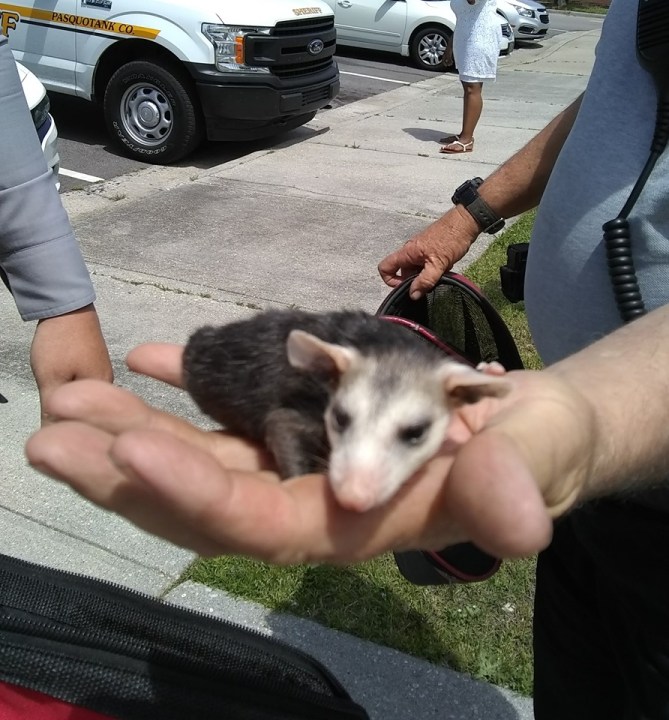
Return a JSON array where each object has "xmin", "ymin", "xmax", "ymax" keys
[
  {"xmin": 524, "ymin": 0, "xmax": 669, "ymax": 365},
  {"xmin": 524, "ymin": 0, "xmax": 669, "ymax": 510},
  {"xmin": 0, "ymin": 34, "xmax": 95, "ymax": 321}
]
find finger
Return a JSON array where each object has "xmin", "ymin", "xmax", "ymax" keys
[
  {"xmin": 378, "ymin": 252, "xmax": 422, "ymax": 287},
  {"xmin": 25, "ymin": 423, "xmax": 237, "ymax": 554},
  {"xmin": 43, "ymin": 380, "xmax": 272, "ymax": 472},
  {"xmin": 409, "ymin": 261, "xmax": 447, "ymax": 300},
  {"xmin": 45, "ymin": 379, "xmax": 197, "ymax": 437},
  {"xmin": 377, "ymin": 253, "xmax": 405, "ymax": 286},
  {"xmin": 26, "ymin": 422, "xmax": 117, "ymax": 495},
  {"xmin": 446, "ymin": 430, "xmax": 553, "ymax": 557},
  {"xmin": 476, "ymin": 361, "xmax": 507, "ymax": 376},
  {"xmin": 127, "ymin": 343, "xmax": 185, "ymax": 387}
]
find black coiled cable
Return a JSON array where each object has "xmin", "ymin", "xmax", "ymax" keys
[
  {"xmin": 603, "ymin": 95, "xmax": 669, "ymax": 323},
  {"xmin": 603, "ymin": 217, "xmax": 645, "ymax": 322},
  {"xmin": 604, "ymin": 0, "xmax": 669, "ymax": 324}
]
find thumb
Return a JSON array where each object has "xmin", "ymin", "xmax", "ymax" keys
[{"xmin": 445, "ymin": 430, "xmax": 554, "ymax": 558}]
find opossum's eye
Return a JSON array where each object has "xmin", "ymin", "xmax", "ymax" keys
[
  {"xmin": 398, "ymin": 421, "xmax": 430, "ymax": 446},
  {"xmin": 330, "ymin": 405, "xmax": 351, "ymax": 433}
]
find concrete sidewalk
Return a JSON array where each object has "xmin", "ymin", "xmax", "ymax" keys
[{"xmin": 0, "ymin": 28, "xmax": 599, "ymax": 719}]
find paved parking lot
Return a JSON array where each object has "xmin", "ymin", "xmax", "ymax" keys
[{"xmin": 51, "ymin": 17, "xmax": 604, "ymax": 192}]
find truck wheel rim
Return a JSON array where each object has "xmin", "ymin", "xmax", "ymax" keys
[
  {"xmin": 120, "ymin": 82, "xmax": 173, "ymax": 147},
  {"xmin": 418, "ymin": 33, "xmax": 447, "ymax": 66}
]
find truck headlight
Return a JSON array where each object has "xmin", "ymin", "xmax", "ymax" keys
[{"xmin": 202, "ymin": 24, "xmax": 271, "ymax": 73}]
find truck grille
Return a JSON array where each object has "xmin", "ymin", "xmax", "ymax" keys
[
  {"xmin": 272, "ymin": 57, "xmax": 333, "ymax": 79},
  {"xmin": 301, "ymin": 83, "xmax": 332, "ymax": 106},
  {"xmin": 273, "ymin": 16, "xmax": 334, "ymax": 36},
  {"xmin": 244, "ymin": 17, "xmax": 337, "ymax": 79}
]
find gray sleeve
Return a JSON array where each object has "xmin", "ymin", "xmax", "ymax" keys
[{"xmin": 0, "ymin": 35, "xmax": 96, "ymax": 321}]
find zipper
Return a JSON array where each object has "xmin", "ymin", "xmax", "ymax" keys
[
  {"xmin": 0, "ymin": 553, "xmax": 326, "ymax": 678},
  {"xmin": 0, "ymin": 553, "xmax": 366, "ymax": 718}
]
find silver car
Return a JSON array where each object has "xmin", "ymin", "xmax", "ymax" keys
[{"xmin": 496, "ymin": 0, "xmax": 549, "ymax": 43}]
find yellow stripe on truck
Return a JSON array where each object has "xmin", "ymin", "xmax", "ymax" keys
[{"xmin": 0, "ymin": 3, "xmax": 159, "ymax": 39}]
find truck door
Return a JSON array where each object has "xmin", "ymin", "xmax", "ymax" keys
[
  {"xmin": 1, "ymin": 0, "xmax": 77, "ymax": 91},
  {"xmin": 333, "ymin": 0, "xmax": 407, "ymax": 51}
]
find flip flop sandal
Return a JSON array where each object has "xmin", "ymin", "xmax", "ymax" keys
[{"xmin": 440, "ymin": 139, "xmax": 474, "ymax": 154}]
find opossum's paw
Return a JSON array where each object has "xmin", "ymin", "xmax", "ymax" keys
[{"xmin": 476, "ymin": 360, "xmax": 507, "ymax": 376}]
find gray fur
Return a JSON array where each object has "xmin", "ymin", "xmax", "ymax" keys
[
  {"xmin": 182, "ymin": 309, "xmax": 445, "ymax": 478},
  {"xmin": 183, "ymin": 308, "xmax": 509, "ymax": 509}
]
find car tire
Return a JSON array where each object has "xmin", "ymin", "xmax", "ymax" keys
[
  {"xmin": 104, "ymin": 60, "xmax": 204, "ymax": 164},
  {"xmin": 410, "ymin": 26, "xmax": 454, "ymax": 72}
]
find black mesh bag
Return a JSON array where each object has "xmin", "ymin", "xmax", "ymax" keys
[
  {"xmin": 376, "ymin": 272, "xmax": 523, "ymax": 585},
  {"xmin": 0, "ymin": 553, "xmax": 369, "ymax": 719}
]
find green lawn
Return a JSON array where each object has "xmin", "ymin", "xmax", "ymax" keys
[{"xmin": 182, "ymin": 212, "xmax": 540, "ymax": 697}]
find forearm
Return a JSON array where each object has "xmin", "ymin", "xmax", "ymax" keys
[
  {"xmin": 477, "ymin": 94, "xmax": 584, "ymax": 220},
  {"xmin": 548, "ymin": 304, "xmax": 669, "ymax": 500}
]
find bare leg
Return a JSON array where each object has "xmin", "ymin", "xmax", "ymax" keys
[
  {"xmin": 440, "ymin": 80, "xmax": 483, "ymax": 152},
  {"xmin": 459, "ymin": 80, "xmax": 483, "ymax": 143}
]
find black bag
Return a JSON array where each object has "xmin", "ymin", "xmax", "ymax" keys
[
  {"xmin": 376, "ymin": 272, "xmax": 524, "ymax": 586},
  {"xmin": 0, "ymin": 553, "xmax": 369, "ymax": 719}
]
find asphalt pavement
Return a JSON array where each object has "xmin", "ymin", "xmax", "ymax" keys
[{"xmin": 0, "ymin": 27, "xmax": 599, "ymax": 719}]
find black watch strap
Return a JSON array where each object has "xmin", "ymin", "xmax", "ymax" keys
[
  {"xmin": 466, "ymin": 196, "xmax": 505, "ymax": 234},
  {"xmin": 452, "ymin": 178, "xmax": 505, "ymax": 234}
]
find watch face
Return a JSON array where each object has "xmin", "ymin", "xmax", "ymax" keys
[{"xmin": 454, "ymin": 181, "xmax": 476, "ymax": 205}]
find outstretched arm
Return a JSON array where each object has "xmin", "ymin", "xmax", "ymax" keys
[
  {"xmin": 378, "ymin": 94, "xmax": 584, "ymax": 299},
  {"xmin": 24, "ymin": 302, "xmax": 669, "ymax": 563}
]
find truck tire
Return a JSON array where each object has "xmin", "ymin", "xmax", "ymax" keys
[
  {"xmin": 104, "ymin": 60, "xmax": 204, "ymax": 164},
  {"xmin": 410, "ymin": 26, "xmax": 454, "ymax": 72}
]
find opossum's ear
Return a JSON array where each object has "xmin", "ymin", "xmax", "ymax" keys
[
  {"xmin": 287, "ymin": 330, "xmax": 359, "ymax": 377},
  {"xmin": 439, "ymin": 361, "xmax": 511, "ymax": 405}
]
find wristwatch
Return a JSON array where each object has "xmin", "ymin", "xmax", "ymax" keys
[{"xmin": 451, "ymin": 177, "xmax": 505, "ymax": 234}]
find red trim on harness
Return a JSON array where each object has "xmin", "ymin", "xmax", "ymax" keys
[
  {"xmin": 424, "ymin": 550, "xmax": 501, "ymax": 582},
  {"xmin": 378, "ymin": 316, "xmax": 475, "ymax": 367}
]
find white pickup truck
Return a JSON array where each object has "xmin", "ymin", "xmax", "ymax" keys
[{"xmin": 1, "ymin": 0, "xmax": 340, "ymax": 163}]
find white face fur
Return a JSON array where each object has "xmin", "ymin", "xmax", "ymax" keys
[
  {"xmin": 286, "ymin": 329, "xmax": 510, "ymax": 513},
  {"xmin": 324, "ymin": 355, "xmax": 453, "ymax": 512}
]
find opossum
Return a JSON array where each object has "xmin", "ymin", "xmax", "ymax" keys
[{"xmin": 182, "ymin": 309, "xmax": 510, "ymax": 512}]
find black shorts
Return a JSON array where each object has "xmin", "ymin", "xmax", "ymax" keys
[{"xmin": 533, "ymin": 493, "xmax": 669, "ymax": 720}]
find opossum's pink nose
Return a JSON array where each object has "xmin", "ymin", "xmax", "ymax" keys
[{"xmin": 333, "ymin": 474, "xmax": 382, "ymax": 513}]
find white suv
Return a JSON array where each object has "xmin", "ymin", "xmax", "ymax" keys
[{"xmin": 17, "ymin": 60, "xmax": 60, "ymax": 188}]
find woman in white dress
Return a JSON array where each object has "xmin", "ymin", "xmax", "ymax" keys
[{"xmin": 440, "ymin": 0, "xmax": 502, "ymax": 154}]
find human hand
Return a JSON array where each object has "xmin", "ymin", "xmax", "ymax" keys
[
  {"xmin": 25, "ymin": 343, "xmax": 595, "ymax": 564},
  {"xmin": 378, "ymin": 206, "xmax": 480, "ymax": 299},
  {"xmin": 444, "ymin": 41, "xmax": 454, "ymax": 68},
  {"xmin": 30, "ymin": 304, "xmax": 113, "ymax": 425}
]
